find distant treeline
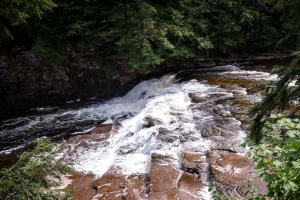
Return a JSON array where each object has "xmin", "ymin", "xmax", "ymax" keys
[{"xmin": 1, "ymin": 0, "xmax": 299, "ymax": 71}]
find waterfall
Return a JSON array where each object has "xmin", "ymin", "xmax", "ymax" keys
[{"xmin": 0, "ymin": 65, "xmax": 278, "ymax": 199}]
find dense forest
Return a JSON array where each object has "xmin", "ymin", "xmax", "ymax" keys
[
  {"xmin": 0, "ymin": 0, "xmax": 298, "ymax": 72},
  {"xmin": 1, "ymin": 0, "xmax": 300, "ymax": 199}
]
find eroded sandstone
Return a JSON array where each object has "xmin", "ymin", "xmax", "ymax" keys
[{"xmin": 208, "ymin": 150, "xmax": 268, "ymax": 198}]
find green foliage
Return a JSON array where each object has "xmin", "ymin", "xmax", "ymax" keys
[
  {"xmin": 33, "ymin": 35, "xmax": 64, "ymax": 65},
  {"xmin": 262, "ymin": 0, "xmax": 300, "ymax": 30},
  {"xmin": 260, "ymin": 0, "xmax": 300, "ymax": 50},
  {"xmin": 249, "ymin": 58, "xmax": 300, "ymax": 142},
  {"xmin": 0, "ymin": 138, "xmax": 73, "ymax": 200},
  {"xmin": 29, "ymin": 0, "xmax": 213, "ymax": 70},
  {"xmin": 208, "ymin": 0, "xmax": 286, "ymax": 54},
  {"xmin": 1, "ymin": 0, "xmax": 297, "ymax": 70},
  {"xmin": 246, "ymin": 114, "xmax": 300, "ymax": 199},
  {"xmin": 100, "ymin": 0, "xmax": 211, "ymax": 72},
  {"xmin": 97, "ymin": 54, "xmax": 115, "ymax": 72},
  {"xmin": 208, "ymin": 0, "xmax": 244, "ymax": 53},
  {"xmin": 249, "ymin": 0, "xmax": 300, "ymax": 142},
  {"xmin": 0, "ymin": 0, "xmax": 56, "ymax": 39}
]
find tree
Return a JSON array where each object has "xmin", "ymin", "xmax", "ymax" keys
[
  {"xmin": 0, "ymin": 138, "xmax": 73, "ymax": 200},
  {"xmin": 249, "ymin": 0, "xmax": 300, "ymax": 142},
  {"xmin": 247, "ymin": 2, "xmax": 300, "ymax": 199},
  {"xmin": 0, "ymin": 0, "xmax": 56, "ymax": 39},
  {"xmin": 260, "ymin": 0, "xmax": 300, "ymax": 51},
  {"xmin": 30, "ymin": 0, "xmax": 212, "ymax": 71},
  {"xmin": 249, "ymin": 60, "xmax": 300, "ymax": 142},
  {"xmin": 0, "ymin": 0, "xmax": 294, "ymax": 71}
]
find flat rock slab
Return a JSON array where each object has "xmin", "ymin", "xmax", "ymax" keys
[
  {"xmin": 65, "ymin": 173, "xmax": 96, "ymax": 200},
  {"xmin": 209, "ymin": 150, "xmax": 256, "ymax": 187},
  {"xmin": 178, "ymin": 172, "xmax": 206, "ymax": 200},
  {"xmin": 182, "ymin": 152, "xmax": 208, "ymax": 174},
  {"xmin": 93, "ymin": 171, "xmax": 148, "ymax": 200},
  {"xmin": 149, "ymin": 164, "xmax": 180, "ymax": 200},
  {"xmin": 62, "ymin": 124, "xmax": 112, "ymax": 157},
  {"xmin": 208, "ymin": 150, "xmax": 268, "ymax": 198}
]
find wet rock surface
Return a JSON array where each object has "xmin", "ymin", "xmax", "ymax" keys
[
  {"xmin": 0, "ymin": 68, "xmax": 276, "ymax": 198},
  {"xmin": 148, "ymin": 153, "xmax": 181, "ymax": 200},
  {"xmin": 209, "ymin": 150, "xmax": 268, "ymax": 198},
  {"xmin": 93, "ymin": 171, "xmax": 148, "ymax": 200},
  {"xmin": 182, "ymin": 152, "xmax": 208, "ymax": 174},
  {"xmin": 66, "ymin": 173, "xmax": 96, "ymax": 200},
  {"xmin": 59, "ymin": 72, "xmax": 270, "ymax": 200},
  {"xmin": 178, "ymin": 172, "xmax": 206, "ymax": 200}
]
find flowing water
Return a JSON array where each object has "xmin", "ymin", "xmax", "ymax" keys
[{"xmin": 0, "ymin": 60, "xmax": 287, "ymax": 198}]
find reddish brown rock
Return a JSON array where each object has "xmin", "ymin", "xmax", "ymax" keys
[
  {"xmin": 208, "ymin": 150, "xmax": 268, "ymax": 198},
  {"xmin": 65, "ymin": 173, "xmax": 96, "ymax": 200},
  {"xmin": 61, "ymin": 125, "xmax": 111, "ymax": 159},
  {"xmin": 182, "ymin": 152, "xmax": 208, "ymax": 174},
  {"xmin": 149, "ymin": 164, "xmax": 180, "ymax": 200},
  {"xmin": 144, "ymin": 116, "xmax": 164, "ymax": 127},
  {"xmin": 66, "ymin": 124, "xmax": 111, "ymax": 144},
  {"xmin": 209, "ymin": 150, "xmax": 256, "ymax": 187},
  {"xmin": 149, "ymin": 153, "xmax": 180, "ymax": 200},
  {"xmin": 91, "ymin": 124, "xmax": 112, "ymax": 134},
  {"xmin": 93, "ymin": 171, "xmax": 148, "ymax": 200},
  {"xmin": 178, "ymin": 172, "xmax": 206, "ymax": 200}
]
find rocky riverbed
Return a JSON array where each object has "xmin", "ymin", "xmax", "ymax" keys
[{"xmin": 54, "ymin": 67, "xmax": 275, "ymax": 199}]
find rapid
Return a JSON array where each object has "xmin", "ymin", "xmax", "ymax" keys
[{"xmin": 0, "ymin": 63, "xmax": 280, "ymax": 199}]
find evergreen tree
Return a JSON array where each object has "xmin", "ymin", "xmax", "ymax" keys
[
  {"xmin": 31, "ymin": 0, "xmax": 212, "ymax": 71},
  {"xmin": 0, "ymin": 0, "xmax": 294, "ymax": 71},
  {"xmin": 0, "ymin": 0, "xmax": 56, "ymax": 39},
  {"xmin": 0, "ymin": 139, "xmax": 73, "ymax": 200},
  {"xmin": 103, "ymin": 0, "xmax": 212, "ymax": 72},
  {"xmin": 250, "ymin": 0, "xmax": 300, "ymax": 142}
]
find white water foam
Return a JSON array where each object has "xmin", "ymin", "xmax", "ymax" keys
[
  {"xmin": 0, "ymin": 75, "xmax": 180, "ymax": 153},
  {"xmin": 63, "ymin": 78, "xmax": 222, "ymax": 199},
  {"xmin": 1, "ymin": 68, "xmax": 278, "ymax": 199}
]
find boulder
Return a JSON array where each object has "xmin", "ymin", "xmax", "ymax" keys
[{"xmin": 209, "ymin": 150, "xmax": 256, "ymax": 186}]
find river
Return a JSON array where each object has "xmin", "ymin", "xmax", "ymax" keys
[{"xmin": 0, "ymin": 58, "xmax": 291, "ymax": 199}]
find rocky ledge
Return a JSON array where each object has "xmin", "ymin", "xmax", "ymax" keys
[
  {"xmin": 62, "ymin": 126, "xmax": 267, "ymax": 200},
  {"xmin": 58, "ymin": 77, "xmax": 269, "ymax": 200}
]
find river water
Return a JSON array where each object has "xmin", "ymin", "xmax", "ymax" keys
[{"xmin": 0, "ymin": 58, "xmax": 291, "ymax": 198}]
